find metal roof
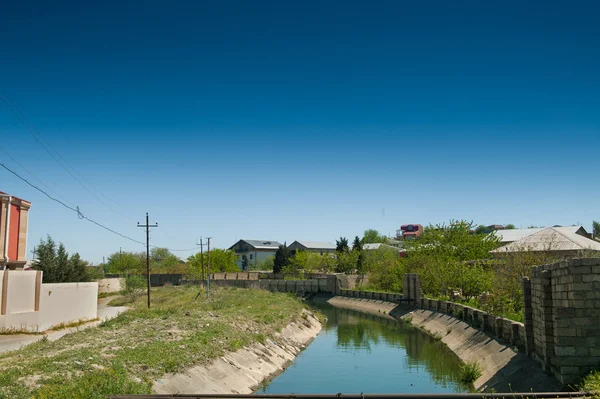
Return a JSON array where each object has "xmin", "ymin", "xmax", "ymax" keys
[
  {"xmin": 492, "ymin": 226, "xmax": 583, "ymax": 243},
  {"xmin": 229, "ymin": 239, "xmax": 282, "ymax": 250},
  {"xmin": 363, "ymin": 243, "xmax": 404, "ymax": 252},
  {"xmin": 491, "ymin": 227, "xmax": 600, "ymax": 253},
  {"xmin": 290, "ymin": 240, "xmax": 336, "ymax": 250}
]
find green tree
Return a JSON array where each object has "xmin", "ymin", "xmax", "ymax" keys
[
  {"xmin": 352, "ymin": 236, "xmax": 362, "ymax": 251},
  {"xmin": 593, "ymin": 221, "xmax": 600, "ymax": 238},
  {"xmin": 150, "ymin": 248, "xmax": 181, "ymax": 273},
  {"xmin": 206, "ymin": 248, "xmax": 239, "ymax": 272},
  {"xmin": 105, "ymin": 251, "xmax": 145, "ymax": 274},
  {"xmin": 33, "ymin": 236, "xmax": 90, "ymax": 283},
  {"xmin": 336, "ymin": 237, "xmax": 349, "ymax": 253},
  {"xmin": 474, "ymin": 225, "xmax": 489, "ymax": 235},
  {"xmin": 273, "ymin": 243, "xmax": 291, "ymax": 273},
  {"xmin": 505, "ymin": 224, "xmax": 516, "ymax": 229},
  {"xmin": 362, "ymin": 229, "xmax": 388, "ymax": 244},
  {"xmin": 362, "ymin": 246, "xmax": 405, "ymax": 292},
  {"xmin": 185, "ymin": 252, "xmax": 205, "ymax": 280},
  {"xmin": 404, "ymin": 220, "xmax": 499, "ymax": 297},
  {"xmin": 241, "ymin": 254, "xmax": 249, "ymax": 270},
  {"xmin": 336, "ymin": 249, "xmax": 360, "ymax": 274}
]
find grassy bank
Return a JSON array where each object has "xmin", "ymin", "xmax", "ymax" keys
[{"xmin": 0, "ymin": 286, "xmax": 308, "ymax": 399}]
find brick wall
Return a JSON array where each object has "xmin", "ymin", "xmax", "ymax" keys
[{"xmin": 524, "ymin": 258, "xmax": 600, "ymax": 385}]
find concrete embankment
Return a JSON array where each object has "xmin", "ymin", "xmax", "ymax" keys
[
  {"xmin": 316, "ymin": 295, "xmax": 561, "ymax": 393},
  {"xmin": 153, "ymin": 310, "xmax": 322, "ymax": 394}
]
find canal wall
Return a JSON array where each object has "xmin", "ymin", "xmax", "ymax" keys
[
  {"xmin": 317, "ymin": 294, "xmax": 561, "ymax": 393},
  {"xmin": 153, "ymin": 310, "xmax": 322, "ymax": 395}
]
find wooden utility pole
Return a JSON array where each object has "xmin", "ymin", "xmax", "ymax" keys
[
  {"xmin": 206, "ymin": 237, "xmax": 211, "ymax": 299},
  {"xmin": 137, "ymin": 213, "xmax": 158, "ymax": 309},
  {"xmin": 197, "ymin": 237, "xmax": 204, "ymax": 281}
]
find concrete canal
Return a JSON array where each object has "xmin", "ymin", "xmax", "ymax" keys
[{"xmin": 258, "ymin": 303, "xmax": 468, "ymax": 394}]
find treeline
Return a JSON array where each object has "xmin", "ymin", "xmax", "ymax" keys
[
  {"xmin": 102, "ymin": 247, "xmax": 239, "ymax": 278},
  {"xmin": 272, "ymin": 230, "xmax": 405, "ymax": 291}
]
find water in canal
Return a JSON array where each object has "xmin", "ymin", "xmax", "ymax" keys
[{"xmin": 259, "ymin": 303, "xmax": 468, "ymax": 394}]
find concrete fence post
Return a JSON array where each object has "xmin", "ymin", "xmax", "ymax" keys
[{"xmin": 522, "ymin": 277, "xmax": 534, "ymax": 356}]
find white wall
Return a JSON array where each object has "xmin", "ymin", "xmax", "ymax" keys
[
  {"xmin": 98, "ymin": 278, "xmax": 123, "ymax": 293},
  {"xmin": 235, "ymin": 250, "xmax": 276, "ymax": 269},
  {"xmin": 0, "ymin": 270, "xmax": 98, "ymax": 332},
  {"xmin": 38, "ymin": 283, "xmax": 98, "ymax": 331},
  {"xmin": 6, "ymin": 271, "xmax": 37, "ymax": 313}
]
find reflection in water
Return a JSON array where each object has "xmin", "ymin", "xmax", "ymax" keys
[{"xmin": 259, "ymin": 303, "xmax": 468, "ymax": 394}]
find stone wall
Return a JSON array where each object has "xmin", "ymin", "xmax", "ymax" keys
[
  {"xmin": 523, "ymin": 257, "xmax": 600, "ymax": 385},
  {"xmin": 195, "ymin": 278, "xmax": 332, "ymax": 294}
]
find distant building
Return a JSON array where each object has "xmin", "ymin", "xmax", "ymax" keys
[
  {"xmin": 288, "ymin": 241, "xmax": 336, "ymax": 255},
  {"xmin": 396, "ymin": 224, "xmax": 423, "ymax": 240},
  {"xmin": 491, "ymin": 227, "xmax": 600, "ymax": 257},
  {"xmin": 0, "ymin": 191, "xmax": 32, "ymax": 270},
  {"xmin": 229, "ymin": 239, "xmax": 282, "ymax": 270},
  {"xmin": 492, "ymin": 226, "xmax": 589, "ymax": 245},
  {"xmin": 363, "ymin": 243, "xmax": 406, "ymax": 256}
]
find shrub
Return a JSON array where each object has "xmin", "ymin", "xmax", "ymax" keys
[
  {"xmin": 580, "ymin": 370, "xmax": 600, "ymax": 393},
  {"xmin": 459, "ymin": 362, "xmax": 482, "ymax": 383},
  {"xmin": 122, "ymin": 275, "xmax": 146, "ymax": 302}
]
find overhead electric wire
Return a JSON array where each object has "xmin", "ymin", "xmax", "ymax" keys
[
  {"xmin": 1, "ymin": 161, "xmax": 200, "ymax": 254},
  {"xmin": 0, "ymin": 145, "xmax": 77, "ymax": 207},
  {"xmin": 0, "ymin": 92, "xmax": 134, "ymax": 222},
  {"xmin": 1, "ymin": 161, "xmax": 145, "ymax": 245}
]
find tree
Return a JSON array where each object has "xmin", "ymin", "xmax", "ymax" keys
[
  {"xmin": 505, "ymin": 224, "xmax": 516, "ymax": 230},
  {"xmin": 404, "ymin": 220, "xmax": 499, "ymax": 297},
  {"xmin": 33, "ymin": 236, "xmax": 90, "ymax": 283},
  {"xmin": 362, "ymin": 229, "xmax": 388, "ymax": 244},
  {"xmin": 105, "ymin": 251, "xmax": 145, "ymax": 274},
  {"xmin": 593, "ymin": 221, "xmax": 600, "ymax": 239},
  {"xmin": 186, "ymin": 252, "xmax": 205, "ymax": 280},
  {"xmin": 474, "ymin": 225, "xmax": 489, "ymax": 235},
  {"xmin": 150, "ymin": 248, "xmax": 181, "ymax": 273},
  {"xmin": 336, "ymin": 249, "xmax": 360, "ymax": 274},
  {"xmin": 336, "ymin": 237, "xmax": 349, "ymax": 253},
  {"xmin": 241, "ymin": 254, "xmax": 249, "ymax": 270},
  {"xmin": 273, "ymin": 243, "xmax": 291, "ymax": 274},
  {"xmin": 352, "ymin": 236, "xmax": 362, "ymax": 251},
  {"xmin": 207, "ymin": 248, "xmax": 239, "ymax": 272},
  {"xmin": 362, "ymin": 246, "xmax": 404, "ymax": 292}
]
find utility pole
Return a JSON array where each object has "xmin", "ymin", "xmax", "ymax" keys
[
  {"xmin": 197, "ymin": 237, "xmax": 204, "ymax": 281},
  {"xmin": 206, "ymin": 237, "xmax": 212, "ymax": 299},
  {"xmin": 137, "ymin": 213, "xmax": 158, "ymax": 309},
  {"xmin": 119, "ymin": 247, "xmax": 122, "ymax": 272}
]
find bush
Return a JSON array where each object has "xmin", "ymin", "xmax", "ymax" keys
[
  {"xmin": 459, "ymin": 362, "xmax": 482, "ymax": 383},
  {"xmin": 580, "ymin": 370, "xmax": 600, "ymax": 393},
  {"xmin": 361, "ymin": 247, "xmax": 404, "ymax": 292},
  {"xmin": 122, "ymin": 275, "xmax": 146, "ymax": 302}
]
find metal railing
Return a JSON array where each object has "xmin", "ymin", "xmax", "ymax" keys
[{"xmin": 112, "ymin": 392, "xmax": 594, "ymax": 399}]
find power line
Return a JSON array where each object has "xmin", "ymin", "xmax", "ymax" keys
[
  {"xmin": 0, "ymin": 145, "xmax": 77, "ymax": 207},
  {"xmin": 0, "ymin": 161, "xmax": 199, "ymax": 254},
  {"xmin": 0, "ymin": 161, "xmax": 145, "ymax": 246},
  {"xmin": 0, "ymin": 92, "xmax": 134, "ymax": 222}
]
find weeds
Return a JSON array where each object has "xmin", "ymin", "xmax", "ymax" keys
[
  {"xmin": 580, "ymin": 370, "xmax": 600, "ymax": 393},
  {"xmin": 459, "ymin": 362, "xmax": 482, "ymax": 383}
]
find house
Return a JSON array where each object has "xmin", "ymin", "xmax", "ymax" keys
[
  {"xmin": 288, "ymin": 240, "xmax": 336, "ymax": 255},
  {"xmin": 490, "ymin": 227, "xmax": 600, "ymax": 257},
  {"xmin": 0, "ymin": 191, "xmax": 32, "ymax": 270},
  {"xmin": 396, "ymin": 224, "xmax": 423, "ymax": 240},
  {"xmin": 493, "ymin": 226, "xmax": 589, "ymax": 245},
  {"xmin": 229, "ymin": 239, "xmax": 282, "ymax": 270}
]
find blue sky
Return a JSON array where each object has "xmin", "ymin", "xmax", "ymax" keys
[{"xmin": 1, "ymin": 1, "xmax": 599, "ymax": 263}]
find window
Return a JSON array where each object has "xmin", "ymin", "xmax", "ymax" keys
[{"xmin": 249, "ymin": 254, "xmax": 253, "ymax": 260}]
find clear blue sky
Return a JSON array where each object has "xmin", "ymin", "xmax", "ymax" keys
[{"xmin": 1, "ymin": 1, "xmax": 599, "ymax": 263}]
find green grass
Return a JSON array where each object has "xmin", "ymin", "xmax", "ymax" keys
[
  {"xmin": 0, "ymin": 286, "xmax": 307, "ymax": 399},
  {"xmin": 48, "ymin": 318, "xmax": 99, "ymax": 331},
  {"xmin": 458, "ymin": 362, "xmax": 482, "ymax": 383},
  {"xmin": 97, "ymin": 291, "xmax": 120, "ymax": 299},
  {"xmin": 580, "ymin": 370, "xmax": 600, "ymax": 393}
]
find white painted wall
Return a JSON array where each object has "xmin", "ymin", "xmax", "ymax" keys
[
  {"xmin": 98, "ymin": 278, "xmax": 123, "ymax": 293},
  {"xmin": 0, "ymin": 271, "xmax": 98, "ymax": 332},
  {"xmin": 6, "ymin": 271, "xmax": 37, "ymax": 314},
  {"xmin": 38, "ymin": 283, "xmax": 98, "ymax": 331}
]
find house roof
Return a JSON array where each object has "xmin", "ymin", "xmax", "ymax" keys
[
  {"xmin": 229, "ymin": 239, "xmax": 282, "ymax": 250},
  {"xmin": 492, "ymin": 226, "xmax": 584, "ymax": 243},
  {"xmin": 363, "ymin": 243, "xmax": 404, "ymax": 252},
  {"xmin": 491, "ymin": 227, "xmax": 600, "ymax": 253},
  {"xmin": 290, "ymin": 240, "xmax": 336, "ymax": 250}
]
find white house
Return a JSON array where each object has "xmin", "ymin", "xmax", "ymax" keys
[
  {"xmin": 288, "ymin": 240, "xmax": 336, "ymax": 255},
  {"xmin": 229, "ymin": 239, "xmax": 282, "ymax": 270}
]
